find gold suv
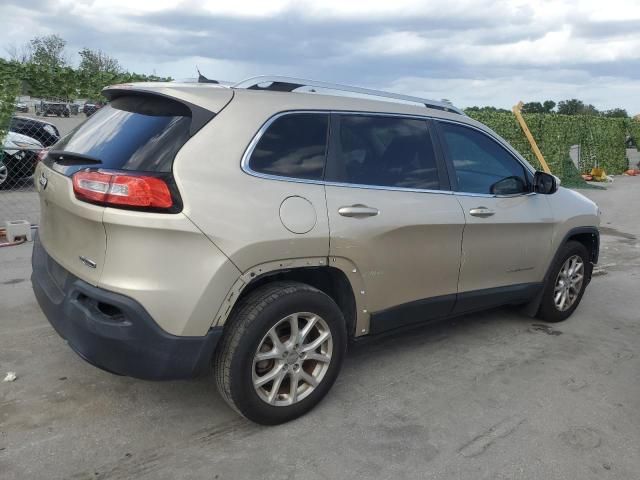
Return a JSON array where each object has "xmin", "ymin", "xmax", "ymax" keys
[{"xmin": 32, "ymin": 77, "xmax": 600, "ymax": 424}]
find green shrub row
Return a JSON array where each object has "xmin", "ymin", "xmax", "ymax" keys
[
  {"xmin": 466, "ymin": 110, "xmax": 638, "ymax": 180},
  {"xmin": 2, "ymin": 57, "xmax": 640, "ymax": 182},
  {"xmin": 0, "ymin": 59, "xmax": 171, "ymax": 101},
  {"xmin": 628, "ymin": 120, "xmax": 640, "ymax": 154},
  {"xmin": 0, "ymin": 64, "xmax": 21, "ymax": 142},
  {"xmin": 0, "ymin": 59, "xmax": 171, "ymax": 140}
]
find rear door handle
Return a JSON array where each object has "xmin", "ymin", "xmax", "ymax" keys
[
  {"xmin": 469, "ymin": 206, "xmax": 495, "ymax": 217},
  {"xmin": 338, "ymin": 205, "xmax": 379, "ymax": 218}
]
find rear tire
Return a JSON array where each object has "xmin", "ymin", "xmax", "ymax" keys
[
  {"xmin": 0, "ymin": 158, "xmax": 16, "ymax": 189},
  {"xmin": 214, "ymin": 281, "xmax": 347, "ymax": 425},
  {"xmin": 536, "ymin": 241, "xmax": 591, "ymax": 322}
]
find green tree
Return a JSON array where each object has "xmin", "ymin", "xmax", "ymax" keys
[
  {"xmin": 78, "ymin": 48, "xmax": 122, "ymax": 75},
  {"xmin": 601, "ymin": 108, "xmax": 628, "ymax": 118},
  {"xmin": 30, "ymin": 34, "xmax": 68, "ymax": 69},
  {"xmin": 542, "ymin": 100, "xmax": 556, "ymax": 113},
  {"xmin": 4, "ymin": 42, "xmax": 32, "ymax": 64},
  {"xmin": 557, "ymin": 99, "xmax": 584, "ymax": 115},
  {"xmin": 557, "ymin": 99, "xmax": 599, "ymax": 116},
  {"xmin": 465, "ymin": 106, "xmax": 510, "ymax": 114},
  {"xmin": 522, "ymin": 102, "xmax": 544, "ymax": 113}
]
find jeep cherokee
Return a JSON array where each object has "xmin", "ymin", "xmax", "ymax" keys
[{"xmin": 32, "ymin": 76, "xmax": 600, "ymax": 424}]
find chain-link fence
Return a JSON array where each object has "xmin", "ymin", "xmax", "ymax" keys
[
  {"xmin": 2, "ymin": 108, "xmax": 57, "ymax": 226},
  {"xmin": 0, "ymin": 59, "xmax": 172, "ymax": 245},
  {"xmin": 0, "ymin": 144, "xmax": 42, "ymax": 226},
  {"xmin": 1, "ymin": 100, "xmax": 87, "ymax": 227}
]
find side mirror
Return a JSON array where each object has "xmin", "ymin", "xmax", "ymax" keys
[
  {"xmin": 533, "ymin": 171, "xmax": 558, "ymax": 194},
  {"xmin": 490, "ymin": 176, "xmax": 528, "ymax": 195}
]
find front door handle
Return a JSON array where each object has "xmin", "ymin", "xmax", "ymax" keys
[
  {"xmin": 469, "ymin": 206, "xmax": 495, "ymax": 217},
  {"xmin": 338, "ymin": 204, "xmax": 380, "ymax": 218}
]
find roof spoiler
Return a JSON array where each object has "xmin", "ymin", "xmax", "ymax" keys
[{"xmin": 102, "ymin": 86, "xmax": 217, "ymax": 136}]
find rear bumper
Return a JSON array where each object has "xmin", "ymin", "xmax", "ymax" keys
[{"xmin": 31, "ymin": 234, "xmax": 222, "ymax": 380}]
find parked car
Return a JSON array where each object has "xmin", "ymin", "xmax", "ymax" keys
[
  {"xmin": 37, "ymin": 100, "xmax": 70, "ymax": 117},
  {"xmin": 83, "ymin": 101, "xmax": 103, "ymax": 116},
  {"xmin": 1, "ymin": 131, "xmax": 43, "ymax": 188},
  {"xmin": 32, "ymin": 77, "xmax": 600, "ymax": 425},
  {"xmin": 69, "ymin": 103, "xmax": 80, "ymax": 115},
  {"xmin": 9, "ymin": 116, "xmax": 61, "ymax": 147},
  {"xmin": 14, "ymin": 102, "xmax": 29, "ymax": 113}
]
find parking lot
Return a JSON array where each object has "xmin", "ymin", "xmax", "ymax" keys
[{"xmin": 0, "ymin": 176, "xmax": 638, "ymax": 479}]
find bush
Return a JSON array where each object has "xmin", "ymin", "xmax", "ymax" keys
[
  {"xmin": 465, "ymin": 110, "xmax": 630, "ymax": 179},
  {"xmin": 0, "ymin": 62, "xmax": 21, "ymax": 140},
  {"xmin": 0, "ymin": 59, "xmax": 171, "ymax": 105}
]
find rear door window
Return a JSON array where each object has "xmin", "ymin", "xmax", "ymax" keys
[
  {"xmin": 325, "ymin": 114, "xmax": 441, "ymax": 190},
  {"xmin": 50, "ymin": 96, "xmax": 192, "ymax": 174},
  {"xmin": 248, "ymin": 113, "xmax": 329, "ymax": 181}
]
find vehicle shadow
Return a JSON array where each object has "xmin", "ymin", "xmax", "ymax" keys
[{"xmin": 347, "ymin": 305, "xmax": 535, "ymax": 359}]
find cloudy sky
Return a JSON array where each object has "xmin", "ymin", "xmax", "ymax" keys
[{"xmin": 1, "ymin": 0, "xmax": 640, "ymax": 112}]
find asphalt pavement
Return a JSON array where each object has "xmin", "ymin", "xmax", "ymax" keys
[{"xmin": 1, "ymin": 177, "xmax": 639, "ymax": 479}]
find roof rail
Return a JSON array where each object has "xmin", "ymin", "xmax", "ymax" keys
[{"xmin": 233, "ymin": 76, "xmax": 464, "ymax": 115}]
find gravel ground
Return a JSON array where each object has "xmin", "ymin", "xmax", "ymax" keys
[{"xmin": 1, "ymin": 177, "xmax": 639, "ymax": 479}]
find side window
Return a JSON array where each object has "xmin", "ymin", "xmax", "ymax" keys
[
  {"xmin": 248, "ymin": 113, "xmax": 328, "ymax": 180},
  {"xmin": 326, "ymin": 115, "xmax": 440, "ymax": 190},
  {"xmin": 438, "ymin": 122, "xmax": 528, "ymax": 195}
]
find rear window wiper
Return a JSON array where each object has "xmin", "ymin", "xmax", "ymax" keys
[{"xmin": 47, "ymin": 151, "xmax": 103, "ymax": 166}]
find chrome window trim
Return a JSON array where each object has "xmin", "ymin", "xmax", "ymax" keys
[
  {"xmin": 435, "ymin": 118, "xmax": 537, "ymax": 175},
  {"xmin": 434, "ymin": 118, "xmax": 536, "ymax": 198},
  {"xmin": 241, "ymin": 109, "xmax": 454, "ymax": 195},
  {"xmin": 240, "ymin": 109, "xmax": 331, "ymax": 185},
  {"xmin": 240, "ymin": 109, "xmax": 534, "ymax": 197},
  {"xmin": 453, "ymin": 191, "xmax": 537, "ymax": 198}
]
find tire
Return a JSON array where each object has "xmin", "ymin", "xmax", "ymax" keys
[
  {"xmin": 0, "ymin": 157, "xmax": 19, "ymax": 189},
  {"xmin": 214, "ymin": 281, "xmax": 347, "ymax": 425},
  {"xmin": 536, "ymin": 241, "xmax": 591, "ymax": 322},
  {"xmin": 0, "ymin": 160, "xmax": 10, "ymax": 188}
]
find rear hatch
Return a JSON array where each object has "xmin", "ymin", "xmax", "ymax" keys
[{"xmin": 36, "ymin": 85, "xmax": 233, "ymax": 285}]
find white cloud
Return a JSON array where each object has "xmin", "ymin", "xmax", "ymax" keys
[
  {"xmin": 387, "ymin": 72, "xmax": 640, "ymax": 111},
  {"xmin": 2, "ymin": 0, "xmax": 640, "ymax": 113},
  {"xmin": 357, "ymin": 31, "xmax": 432, "ymax": 56}
]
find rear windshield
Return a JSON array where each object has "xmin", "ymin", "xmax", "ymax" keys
[{"xmin": 51, "ymin": 95, "xmax": 191, "ymax": 173}]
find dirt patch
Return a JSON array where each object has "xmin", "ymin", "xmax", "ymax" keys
[{"xmin": 528, "ymin": 324, "xmax": 563, "ymax": 336}]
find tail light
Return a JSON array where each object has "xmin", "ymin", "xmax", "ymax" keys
[{"xmin": 72, "ymin": 170, "xmax": 173, "ymax": 210}]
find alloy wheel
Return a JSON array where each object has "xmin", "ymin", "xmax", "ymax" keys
[
  {"xmin": 252, "ymin": 312, "xmax": 333, "ymax": 406},
  {"xmin": 554, "ymin": 254, "xmax": 585, "ymax": 311}
]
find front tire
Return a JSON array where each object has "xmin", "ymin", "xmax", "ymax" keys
[
  {"xmin": 536, "ymin": 241, "xmax": 591, "ymax": 322},
  {"xmin": 214, "ymin": 281, "xmax": 347, "ymax": 425}
]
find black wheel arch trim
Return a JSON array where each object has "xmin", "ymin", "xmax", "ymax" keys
[
  {"xmin": 546, "ymin": 226, "xmax": 600, "ymax": 282},
  {"xmin": 520, "ymin": 226, "xmax": 598, "ymax": 318}
]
